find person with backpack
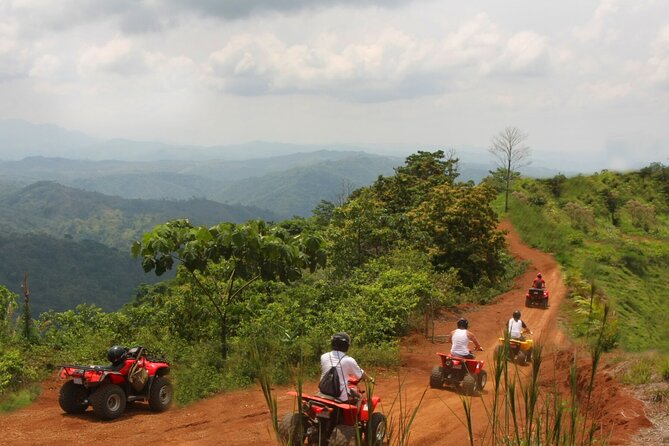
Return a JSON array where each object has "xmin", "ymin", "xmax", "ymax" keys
[{"xmin": 319, "ymin": 332, "xmax": 373, "ymax": 402}]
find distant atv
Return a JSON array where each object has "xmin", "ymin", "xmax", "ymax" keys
[
  {"xmin": 429, "ymin": 351, "xmax": 487, "ymax": 395},
  {"xmin": 525, "ymin": 287, "xmax": 549, "ymax": 309},
  {"xmin": 58, "ymin": 346, "xmax": 172, "ymax": 420},
  {"xmin": 280, "ymin": 376, "xmax": 386, "ymax": 446}
]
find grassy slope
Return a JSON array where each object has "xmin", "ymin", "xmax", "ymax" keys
[{"xmin": 501, "ymin": 170, "xmax": 669, "ymax": 353}]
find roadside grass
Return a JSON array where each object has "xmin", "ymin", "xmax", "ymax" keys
[{"xmin": 0, "ymin": 384, "xmax": 41, "ymax": 412}]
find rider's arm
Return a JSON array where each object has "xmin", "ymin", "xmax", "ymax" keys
[{"xmin": 467, "ymin": 331, "xmax": 483, "ymax": 350}]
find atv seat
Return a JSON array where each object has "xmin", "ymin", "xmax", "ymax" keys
[{"xmin": 315, "ymin": 392, "xmax": 344, "ymax": 403}]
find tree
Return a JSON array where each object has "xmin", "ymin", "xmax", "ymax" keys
[
  {"xmin": 132, "ymin": 219, "xmax": 326, "ymax": 360},
  {"xmin": 489, "ymin": 127, "xmax": 531, "ymax": 212},
  {"xmin": 409, "ymin": 183, "xmax": 507, "ymax": 287}
]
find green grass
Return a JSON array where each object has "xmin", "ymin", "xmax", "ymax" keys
[
  {"xmin": 0, "ymin": 384, "xmax": 41, "ymax": 413},
  {"xmin": 504, "ymin": 190, "xmax": 669, "ymax": 353}
]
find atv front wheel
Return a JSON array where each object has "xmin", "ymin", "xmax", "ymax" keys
[
  {"xmin": 329, "ymin": 425, "xmax": 357, "ymax": 446},
  {"xmin": 365, "ymin": 412, "xmax": 387, "ymax": 446},
  {"xmin": 148, "ymin": 376, "xmax": 173, "ymax": 412},
  {"xmin": 59, "ymin": 380, "xmax": 88, "ymax": 414},
  {"xmin": 278, "ymin": 413, "xmax": 306, "ymax": 446},
  {"xmin": 429, "ymin": 366, "xmax": 443, "ymax": 389},
  {"xmin": 91, "ymin": 383, "xmax": 126, "ymax": 420}
]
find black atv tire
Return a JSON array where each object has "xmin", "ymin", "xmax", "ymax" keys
[
  {"xmin": 516, "ymin": 350, "xmax": 528, "ymax": 366},
  {"xmin": 476, "ymin": 370, "xmax": 488, "ymax": 392},
  {"xmin": 429, "ymin": 366, "xmax": 443, "ymax": 389},
  {"xmin": 91, "ymin": 383, "xmax": 126, "ymax": 420},
  {"xmin": 525, "ymin": 297, "xmax": 531, "ymax": 307},
  {"xmin": 462, "ymin": 374, "xmax": 476, "ymax": 396},
  {"xmin": 329, "ymin": 425, "xmax": 357, "ymax": 446},
  {"xmin": 542, "ymin": 300, "xmax": 549, "ymax": 309},
  {"xmin": 278, "ymin": 413, "xmax": 305, "ymax": 446},
  {"xmin": 365, "ymin": 412, "xmax": 387, "ymax": 446},
  {"xmin": 59, "ymin": 380, "xmax": 88, "ymax": 414},
  {"xmin": 148, "ymin": 376, "xmax": 173, "ymax": 412}
]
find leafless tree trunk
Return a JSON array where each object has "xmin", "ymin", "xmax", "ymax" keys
[
  {"xmin": 489, "ymin": 127, "xmax": 531, "ymax": 212},
  {"xmin": 21, "ymin": 272, "xmax": 32, "ymax": 341}
]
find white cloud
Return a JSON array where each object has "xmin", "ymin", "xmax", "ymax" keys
[
  {"xmin": 495, "ymin": 31, "xmax": 549, "ymax": 76},
  {"xmin": 78, "ymin": 37, "xmax": 147, "ymax": 77},
  {"xmin": 29, "ymin": 53, "xmax": 60, "ymax": 78},
  {"xmin": 647, "ymin": 24, "xmax": 669, "ymax": 87},
  {"xmin": 573, "ymin": 0, "xmax": 620, "ymax": 43}
]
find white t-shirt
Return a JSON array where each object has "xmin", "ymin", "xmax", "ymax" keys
[
  {"xmin": 508, "ymin": 318, "xmax": 525, "ymax": 338},
  {"xmin": 320, "ymin": 350, "xmax": 364, "ymax": 401},
  {"xmin": 450, "ymin": 329, "xmax": 471, "ymax": 357}
]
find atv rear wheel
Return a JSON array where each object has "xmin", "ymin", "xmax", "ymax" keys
[
  {"xmin": 516, "ymin": 350, "xmax": 528, "ymax": 366},
  {"xmin": 91, "ymin": 383, "xmax": 126, "ymax": 420},
  {"xmin": 365, "ymin": 412, "xmax": 387, "ymax": 446},
  {"xmin": 525, "ymin": 297, "xmax": 531, "ymax": 307},
  {"xmin": 429, "ymin": 366, "xmax": 443, "ymax": 389},
  {"xmin": 329, "ymin": 425, "xmax": 357, "ymax": 446},
  {"xmin": 462, "ymin": 374, "xmax": 476, "ymax": 396},
  {"xmin": 476, "ymin": 370, "xmax": 488, "ymax": 392},
  {"xmin": 59, "ymin": 380, "xmax": 88, "ymax": 414},
  {"xmin": 278, "ymin": 413, "xmax": 306, "ymax": 446},
  {"xmin": 148, "ymin": 376, "xmax": 173, "ymax": 412}
]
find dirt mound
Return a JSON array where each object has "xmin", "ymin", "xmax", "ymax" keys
[{"xmin": 0, "ymin": 221, "xmax": 652, "ymax": 445}]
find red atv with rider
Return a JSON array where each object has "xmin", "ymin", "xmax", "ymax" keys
[
  {"xmin": 526, "ymin": 273, "xmax": 549, "ymax": 308},
  {"xmin": 58, "ymin": 345, "xmax": 172, "ymax": 420},
  {"xmin": 429, "ymin": 351, "xmax": 487, "ymax": 395},
  {"xmin": 279, "ymin": 376, "xmax": 386, "ymax": 446}
]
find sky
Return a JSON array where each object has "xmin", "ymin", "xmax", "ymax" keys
[{"xmin": 0, "ymin": 0, "xmax": 668, "ymax": 171}]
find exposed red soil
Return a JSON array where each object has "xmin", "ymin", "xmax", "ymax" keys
[{"xmin": 0, "ymin": 221, "xmax": 651, "ymax": 445}]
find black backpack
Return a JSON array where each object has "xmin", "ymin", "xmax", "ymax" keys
[{"xmin": 319, "ymin": 353, "xmax": 345, "ymax": 397}]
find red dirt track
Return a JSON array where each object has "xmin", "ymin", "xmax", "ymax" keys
[{"xmin": 1, "ymin": 222, "xmax": 651, "ymax": 445}]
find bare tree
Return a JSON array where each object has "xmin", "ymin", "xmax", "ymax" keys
[{"xmin": 489, "ymin": 126, "xmax": 531, "ymax": 212}]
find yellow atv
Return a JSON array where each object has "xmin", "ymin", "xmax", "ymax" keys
[{"xmin": 496, "ymin": 335, "xmax": 533, "ymax": 366}]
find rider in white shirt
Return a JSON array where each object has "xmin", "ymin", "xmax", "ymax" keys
[
  {"xmin": 507, "ymin": 310, "xmax": 531, "ymax": 340},
  {"xmin": 448, "ymin": 318, "xmax": 483, "ymax": 359}
]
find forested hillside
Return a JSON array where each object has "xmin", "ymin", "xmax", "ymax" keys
[
  {"xmin": 215, "ymin": 154, "xmax": 400, "ymax": 218},
  {"xmin": 0, "ymin": 181, "xmax": 276, "ymax": 250},
  {"xmin": 0, "ymin": 233, "xmax": 161, "ymax": 315},
  {"xmin": 504, "ymin": 163, "xmax": 669, "ymax": 352}
]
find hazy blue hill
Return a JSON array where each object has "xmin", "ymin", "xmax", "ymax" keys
[
  {"xmin": 216, "ymin": 154, "xmax": 401, "ymax": 218},
  {"xmin": 0, "ymin": 181, "xmax": 276, "ymax": 250},
  {"xmin": 0, "ymin": 232, "xmax": 161, "ymax": 315}
]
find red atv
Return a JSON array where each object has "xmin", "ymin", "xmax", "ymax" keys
[
  {"xmin": 58, "ymin": 346, "xmax": 172, "ymax": 420},
  {"xmin": 430, "ymin": 351, "xmax": 487, "ymax": 395},
  {"xmin": 525, "ymin": 287, "xmax": 549, "ymax": 308},
  {"xmin": 280, "ymin": 377, "xmax": 386, "ymax": 446}
]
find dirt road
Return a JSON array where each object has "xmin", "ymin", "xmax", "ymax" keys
[{"xmin": 1, "ymin": 222, "xmax": 650, "ymax": 445}]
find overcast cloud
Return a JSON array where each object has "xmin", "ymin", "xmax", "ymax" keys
[{"xmin": 0, "ymin": 0, "xmax": 668, "ymax": 170}]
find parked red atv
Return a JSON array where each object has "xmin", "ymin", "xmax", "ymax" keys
[
  {"xmin": 429, "ymin": 351, "xmax": 487, "ymax": 395},
  {"xmin": 525, "ymin": 287, "xmax": 549, "ymax": 308},
  {"xmin": 58, "ymin": 346, "xmax": 172, "ymax": 420},
  {"xmin": 280, "ymin": 376, "xmax": 386, "ymax": 446}
]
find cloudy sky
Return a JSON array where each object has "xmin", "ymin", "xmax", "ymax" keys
[{"xmin": 1, "ymin": 0, "xmax": 668, "ymax": 170}]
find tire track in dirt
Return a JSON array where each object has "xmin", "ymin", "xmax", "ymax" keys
[{"xmin": 0, "ymin": 221, "xmax": 649, "ymax": 445}]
